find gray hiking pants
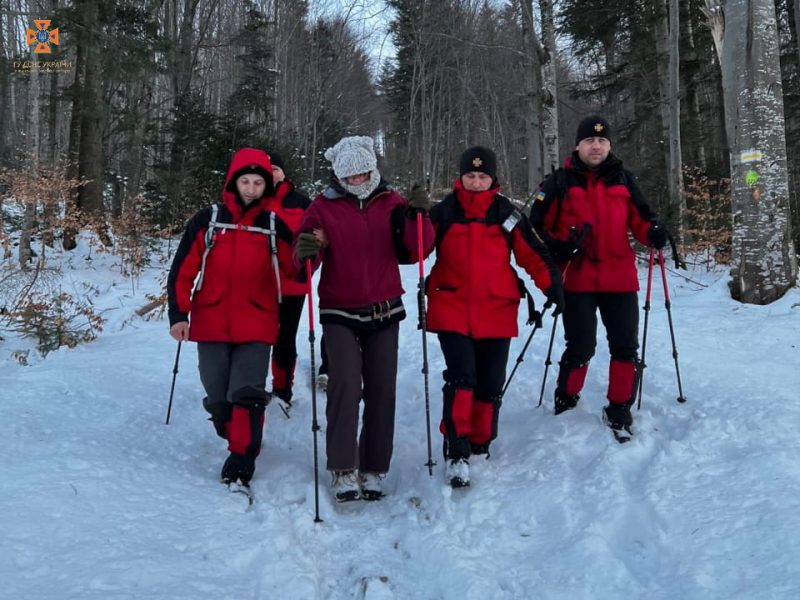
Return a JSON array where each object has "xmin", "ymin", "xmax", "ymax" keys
[
  {"xmin": 322, "ymin": 322, "xmax": 399, "ymax": 473},
  {"xmin": 197, "ymin": 342, "xmax": 271, "ymax": 409}
]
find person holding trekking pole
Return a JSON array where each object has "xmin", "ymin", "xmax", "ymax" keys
[
  {"xmin": 294, "ymin": 135, "xmax": 435, "ymax": 503},
  {"xmin": 167, "ymin": 148, "xmax": 297, "ymax": 487},
  {"xmin": 425, "ymin": 146, "xmax": 563, "ymax": 488},
  {"xmin": 530, "ymin": 116, "xmax": 668, "ymax": 442}
]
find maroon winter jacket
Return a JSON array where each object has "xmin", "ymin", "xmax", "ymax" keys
[
  {"xmin": 530, "ymin": 153, "xmax": 657, "ymax": 292},
  {"xmin": 167, "ymin": 148, "xmax": 296, "ymax": 344},
  {"xmin": 426, "ymin": 179, "xmax": 559, "ymax": 339},
  {"xmin": 297, "ymin": 180, "xmax": 435, "ymax": 315}
]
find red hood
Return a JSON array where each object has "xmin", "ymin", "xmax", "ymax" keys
[
  {"xmin": 453, "ymin": 178, "xmax": 501, "ymax": 218},
  {"xmin": 222, "ymin": 148, "xmax": 274, "ymax": 217}
]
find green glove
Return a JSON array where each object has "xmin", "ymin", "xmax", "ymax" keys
[
  {"xmin": 408, "ymin": 184, "xmax": 432, "ymax": 213},
  {"xmin": 295, "ymin": 232, "xmax": 322, "ymax": 260}
]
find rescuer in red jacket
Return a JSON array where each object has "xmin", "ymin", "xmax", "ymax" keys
[
  {"xmin": 530, "ymin": 116, "xmax": 668, "ymax": 441},
  {"xmin": 426, "ymin": 146, "xmax": 564, "ymax": 488},
  {"xmin": 262, "ymin": 152, "xmax": 311, "ymax": 411},
  {"xmin": 167, "ymin": 148, "xmax": 296, "ymax": 486}
]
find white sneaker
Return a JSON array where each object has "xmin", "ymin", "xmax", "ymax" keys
[
  {"xmin": 358, "ymin": 471, "xmax": 385, "ymax": 501},
  {"xmin": 446, "ymin": 458, "xmax": 470, "ymax": 488},
  {"xmin": 331, "ymin": 470, "xmax": 360, "ymax": 502},
  {"xmin": 317, "ymin": 374, "xmax": 329, "ymax": 391}
]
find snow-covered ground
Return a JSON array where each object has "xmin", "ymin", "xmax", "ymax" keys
[{"xmin": 2, "ymin": 239, "xmax": 799, "ymax": 600}]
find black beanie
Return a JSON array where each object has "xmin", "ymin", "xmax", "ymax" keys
[
  {"xmin": 575, "ymin": 116, "xmax": 612, "ymax": 145},
  {"xmin": 459, "ymin": 146, "xmax": 497, "ymax": 179},
  {"xmin": 268, "ymin": 152, "xmax": 285, "ymax": 172}
]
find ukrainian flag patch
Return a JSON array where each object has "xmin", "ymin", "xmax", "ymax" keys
[{"xmin": 535, "ymin": 191, "xmax": 546, "ymax": 202}]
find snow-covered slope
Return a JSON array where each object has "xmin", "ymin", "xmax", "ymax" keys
[{"xmin": 2, "ymin": 243, "xmax": 798, "ymax": 600}]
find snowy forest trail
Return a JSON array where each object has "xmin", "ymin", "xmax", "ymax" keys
[{"xmin": 2, "ymin": 253, "xmax": 800, "ymax": 600}]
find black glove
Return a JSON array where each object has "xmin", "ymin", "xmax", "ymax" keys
[
  {"xmin": 408, "ymin": 183, "xmax": 432, "ymax": 213},
  {"xmin": 550, "ymin": 223, "xmax": 591, "ymax": 260},
  {"xmin": 647, "ymin": 222, "xmax": 668, "ymax": 250},
  {"xmin": 295, "ymin": 232, "xmax": 322, "ymax": 260},
  {"xmin": 545, "ymin": 283, "xmax": 565, "ymax": 317}
]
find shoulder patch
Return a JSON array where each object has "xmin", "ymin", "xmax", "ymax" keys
[{"xmin": 535, "ymin": 191, "xmax": 546, "ymax": 202}]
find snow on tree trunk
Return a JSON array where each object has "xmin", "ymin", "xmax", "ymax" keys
[
  {"xmin": 540, "ymin": 0, "xmax": 560, "ymax": 174},
  {"xmin": 720, "ymin": 0, "xmax": 798, "ymax": 304},
  {"xmin": 668, "ymin": 0, "xmax": 685, "ymax": 244}
]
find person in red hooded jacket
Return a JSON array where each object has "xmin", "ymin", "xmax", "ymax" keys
[
  {"xmin": 167, "ymin": 148, "xmax": 296, "ymax": 487},
  {"xmin": 262, "ymin": 152, "xmax": 311, "ymax": 411},
  {"xmin": 530, "ymin": 116, "xmax": 668, "ymax": 442},
  {"xmin": 426, "ymin": 146, "xmax": 564, "ymax": 488}
]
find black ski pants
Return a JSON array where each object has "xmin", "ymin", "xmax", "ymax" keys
[
  {"xmin": 560, "ymin": 291, "xmax": 639, "ymax": 366},
  {"xmin": 272, "ymin": 294, "xmax": 305, "ymax": 374}
]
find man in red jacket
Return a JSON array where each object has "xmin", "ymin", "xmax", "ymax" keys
[
  {"xmin": 167, "ymin": 148, "xmax": 296, "ymax": 486},
  {"xmin": 530, "ymin": 117, "xmax": 668, "ymax": 441}
]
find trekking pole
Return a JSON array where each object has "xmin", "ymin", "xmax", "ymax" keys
[
  {"xmin": 165, "ymin": 341, "xmax": 182, "ymax": 425},
  {"xmin": 635, "ymin": 248, "xmax": 656, "ymax": 410},
  {"xmin": 657, "ymin": 248, "xmax": 687, "ymax": 404},
  {"xmin": 536, "ymin": 315, "xmax": 559, "ymax": 407},
  {"xmin": 502, "ymin": 309, "xmax": 543, "ymax": 400},
  {"xmin": 537, "ymin": 259, "xmax": 574, "ymax": 407},
  {"xmin": 416, "ymin": 212, "xmax": 436, "ymax": 476},
  {"xmin": 305, "ymin": 259, "xmax": 323, "ymax": 522}
]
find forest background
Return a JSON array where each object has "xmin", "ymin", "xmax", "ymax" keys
[{"xmin": 1, "ymin": 0, "xmax": 799, "ymax": 354}]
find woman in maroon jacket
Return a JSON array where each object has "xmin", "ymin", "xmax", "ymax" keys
[
  {"xmin": 263, "ymin": 152, "xmax": 311, "ymax": 411},
  {"xmin": 295, "ymin": 135, "xmax": 435, "ymax": 502},
  {"xmin": 530, "ymin": 116, "xmax": 667, "ymax": 442},
  {"xmin": 426, "ymin": 146, "xmax": 564, "ymax": 488},
  {"xmin": 167, "ymin": 148, "xmax": 296, "ymax": 488}
]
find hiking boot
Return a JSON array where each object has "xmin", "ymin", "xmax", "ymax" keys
[
  {"xmin": 331, "ymin": 470, "xmax": 360, "ymax": 502},
  {"xmin": 446, "ymin": 458, "xmax": 470, "ymax": 488},
  {"xmin": 358, "ymin": 471, "xmax": 385, "ymax": 501},
  {"xmin": 554, "ymin": 391, "xmax": 580, "ymax": 415},
  {"xmin": 317, "ymin": 374, "xmax": 329, "ymax": 391},
  {"xmin": 603, "ymin": 402, "xmax": 633, "ymax": 443},
  {"xmin": 220, "ymin": 452, "xmax": 255, "ymax": 485}
]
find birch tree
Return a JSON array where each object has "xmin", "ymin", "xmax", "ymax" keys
[
  {"xmin": 704, "ymin": 0, "xmax": 797, "ymax": 303},
  {"xmin": 540, "ymin": 0, "xmax": 560, "ymax": 173}
]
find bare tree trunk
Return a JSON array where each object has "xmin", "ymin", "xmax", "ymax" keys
[
  {"xmin": 20, "ymin": 22, "xmax": 41, "ymax": 269},
  {"xmin": 520, "ymin": 0, "xmax": 543, "ymax": 192},
  {"xmin": 43, "ymin": 0, "xmax": 60, "ymax": 247},
  {"xmin": 795, "ymin": 0, "xmax": 800, "ymax": 68},
  {"xmin": 63, "ymin": 1, "xmax": 88, "ymax": 251},
  {"xmin": 76, "ymin": 1, "xmax": 106, "ymax": 234},
  {"xmin": 716, "ymin": 0, "xmax": 797, "ymax": 303},
  {"xmin": 540, "ymin": 0, "xmax": 560, "ymax": 173},
  {"xmin": 668, "ymin": 0, "xmax": 685, "ymax": 242}
]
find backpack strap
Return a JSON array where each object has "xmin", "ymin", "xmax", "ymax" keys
[
  {"xmin": 196, "ymin": 204, "xmax": 219, "ymax": 291},
  {"xmin": 196, "ymin": 204, "xmax": 283, "ymax": 302}
]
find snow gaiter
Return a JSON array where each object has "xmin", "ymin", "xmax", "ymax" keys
[{"xmin": 440, "ymin": 383, "xmax": 473, "ymax": 459}]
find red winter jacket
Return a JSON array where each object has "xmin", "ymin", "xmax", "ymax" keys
[
  {"xmin": 167, "ymin": 148, "xmax": 296, "ymax": 344},
  {"xmin": 262, "ymin": 179, "xmax": 310, "ymax": 297},
  {"xmin": 297, "ymin": 180, "xmax": 435, "ymax": 313},
  {"xmin": 425, "ymin": 179, "xmax": 559, "ymax": 339},
  {"xmin": 530, "ymin": 153, "xmax": 657, "ymax": 292}
]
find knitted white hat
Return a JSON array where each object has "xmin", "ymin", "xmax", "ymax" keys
[{"xmin": 324, "ymin": 136, "xmax": 377, "ymax": 179}]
